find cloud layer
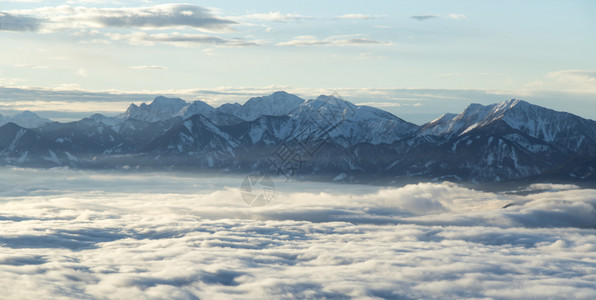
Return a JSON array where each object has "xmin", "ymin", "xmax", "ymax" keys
[
  {"xmin": 1, "ymin": 4, "xmax": 259, "ymax": 48},
  {"xmin": 0, "ymin": 12, "xmax": 41, "ymax": 31},
  {"xmin": 1, "ymin": 4, "xmax": 390, "ymax": 49},
  {"xmin": 0, "ymin": 168, "xmax": 595, "ymax": 299},
  {"xmin": 8, "ymin": 4, "xmax": 236, "ymax": 33}
]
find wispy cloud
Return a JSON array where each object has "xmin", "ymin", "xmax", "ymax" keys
[
  {"xmin": 65, "ymin": 0, "xmax": 121, "ymax": 4},
  {"xmin": 411, "ymin": 14, "xmax": 439, "ymax": 21},
  {"xmin": 0, "ymin": 78, "xmax": 27, "ymax": 85},
  {"xmin": 276, "ymin": 35, "xmax": 389, "ymax": 47},
  {"xmin": 106, "ymin": 32, "xmax": 260, "ymax": 47},
  {"xmin": 0, "ymin": 12, "xmax": 42, "ymax": 31},
  {"xmin": 0, "ymin": 99, "xmax": 133, "ymax": 114},
  {"xmin": 92, "ymin": 5, "xmax": 234, "ymax": 31},
  {"xmin": 358, "ymin": 101, "xmax": 402, "ymax": 108},
  {"xmin": 548, "ymin": 69, "xmax": 596, "ymax": 83},
  {"xmin": 9, "ymin": 4, "xmax": 236, "ymax": 33},
  {"xmin": 15, "ymin": 64, "xmax": 49, "ymax": 69},
  {"xmin": 547, "ymin": 69, "xmax": 596, "ymax": 93},
  {"xmin": 357, "ymin": 52, "xmax": 389, "ymax": 60},
  {"xmin": 411, "ymin": 14, "xmax": 466, "ymax": 21},
  {"xmin": 235, "ymin": 12, "xmax": 311, "ymax": 22},
  {"xmin": 335, "ymin": 14, "xmax": 374, "ymax": 20},
  {"xmin": 76, "ymin": 69, "xmax": 89, "ymax": 77},
  {"xmin": 0, "ymin": 0, "xmax": 42, "ymax": 2},
  {"xmin": 130, "ymin": 65, "xmax": 167, "ymax": 70},
  {"xmin": 447, "ymin": 13, "xmax": 467, "ymax": 20},
  {"xmin": 436, "ymin": 72, "xmax": 504, "ymax": 77}
]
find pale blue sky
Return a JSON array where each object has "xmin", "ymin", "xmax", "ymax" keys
[{"xmin": 0, "ymin": 0, "xmax": 595, "ymax": 123}]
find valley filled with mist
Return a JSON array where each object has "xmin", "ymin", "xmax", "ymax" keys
[{"xmin": 1, "ymin": 167, "xmax": 595, "ymax": 299}]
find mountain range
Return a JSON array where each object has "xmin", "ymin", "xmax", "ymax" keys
[{"xmin": 1, "ymin": 91, "xmax": 594, "ymax": 184}]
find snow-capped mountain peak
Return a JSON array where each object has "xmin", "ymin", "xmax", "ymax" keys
[
  {"xmin": 496, "ymin": 98, "xmax": 524, "ymax": 110},
  {"xmin": 430, "ymin": 113, "xmax": 458, "ymax": 124},
  {"xmin": 121, "ymin": 103, "xmax": 139, "ymax": 117},
  {"xmin": 0, "ymin": 110, "xmax": 51, "ymax": 129},
  {"xmin": 232, "ymin": 91, "xmax": 305, "ymax": 121},
  {"xmin": 176, "ymin": 100, "xmax": 215, "ymax": 119},
  {"xmin": 497, "ymin": 99, "xmax": 596, "ymax": 149},
  {"xmin": 419, "ymin": 99, "xmax": 531, "ymax": 138},
  {"xmin": 216, "ymin": 103, "xmax": 242, "ymax": 115},
  {"xmin": 417, "ymin": 98, "xmax": 596, "ymax": 154},
  {"xmin": 459, "ymin": 99, "xmax": 529, "ymax": 124},
  {"xmin": 119, "ymin": 96, "xmax": 189, "ymax": 122},
  {"xmin": 292, "ymin": 94, "xmax": 356, "ymax": 118},
  {"xmin": 151, "ymin": 95, "xmax": 187, "ymax": 108},
  {"xmin": 418, "ymin": 113, "xmax": 458, "ymax": 136},
  {"xmin": 303, "ymin": 95, "xmax": 358, "ymax": 117},
  {"xmin": 89, "ymin": 113, "xmax": 121, "ymax": 127},
  {"xmin": 457, "ymin": 99, "xmax": 591, "ymax": 146},
  {"xmin": 145, "ymin": 96, "xmax": 188, "ymax": 117},
  {"xmin": 288, "ymin": 94, "xmax": 418, "ymax": 145}
]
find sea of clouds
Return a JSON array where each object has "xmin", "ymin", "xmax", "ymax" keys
[{"xmin": 1, "ymin": 167, "xmax": 595, "ymax": 299}]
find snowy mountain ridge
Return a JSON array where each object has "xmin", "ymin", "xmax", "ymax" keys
[
  {"xmin": 227, "ymin": 91, "xmax": 305, "ymax": 121},
  {"xmin": 419, "ymin": 99, "xmax": 596, "ymax": 152},
  {"xmin": 0, "ymin": 92, "xmax": 594, "ymax": 184}
]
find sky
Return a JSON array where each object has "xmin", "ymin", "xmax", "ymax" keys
[
  {"xmin": 1, "ymin": 167, "xmax": 596, "ymax": 298},
  {"xmin": 1, "ymin": 0, "xmax": 595, "ymax": 124}
]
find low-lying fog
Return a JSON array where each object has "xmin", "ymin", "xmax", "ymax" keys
[{"xmin": 1, "ymin": 167, "xmax": 595, "ymax": 299}]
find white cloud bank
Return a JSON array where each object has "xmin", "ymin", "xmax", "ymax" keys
[{"xmin": 0, "ymin": 167, "xmax": 595, "ymax": 299}]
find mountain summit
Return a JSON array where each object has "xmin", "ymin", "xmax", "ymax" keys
[
  {"xmin": 120, "ymin": 96, "xmax": 189, "ymax": 122},
  {"xmin": 0, "ymin": 111, "xmax": 51, "ymax": 129},
  {"xmin": 218, "ymin": 91, "xmax": 305, "ymax": 121}
]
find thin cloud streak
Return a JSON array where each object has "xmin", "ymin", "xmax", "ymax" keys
[
  {"xmin": 8, "ymin": 4, "xmax": 237, "ymax": 33},
  {"xmin": 130, "ymin": 65, "xmax": 167, "ymax": 70},
  {"xmin": 15, "ymin": 64, "xmax": 49, "ymax": 69},
  {"xmin": 234, "ymin": 12, "xmax": 311, "ymax": 22},
  {"xmin": 335, "ymin": 14, "xmax": 374, "ymax": 20},
  {"xmin": 548, "ymin": 69, "xmax": 596, "ymax": 84},
  {"xmin": 411, "ymin": 14, "xmax": 439, "ymax": 21},
  {"xmin": 411, "ymin": 14, "xmax": 466, "ymax": 21},
  {"xmin": 276, "ymin": 35, "xmax": 388, "ymax": 47},
  {"xmin": 106, "ymin": 32, "xmax": 260, "ymax": 47},
  {"xmin": 436, "ymin": 72, "xmax": 505, "ymax": 77},
  {"xmin": 448, "ymin": 13, "xmax": 467, "ymax": 19}
]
